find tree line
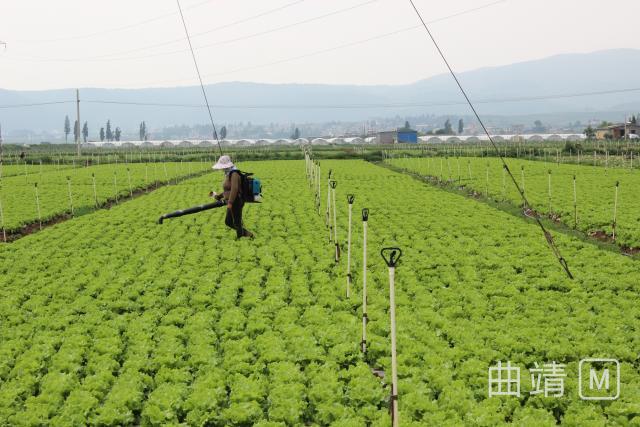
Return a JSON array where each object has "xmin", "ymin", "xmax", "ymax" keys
[{"xmin": 63, "ymin": 116, "xmax": 149, "ymax": 143}]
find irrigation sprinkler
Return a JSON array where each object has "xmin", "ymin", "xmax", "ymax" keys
[
  {"xmin": 0, "ymin": 184, "xmax": 5, "ymax": 242},
  {"xmin": 113, "ymin": 172, "xmax": 119, "ymax": 205},
  {"xmin": 163, "ymin": 163, "xmax": 169, "ymax": 183},
  {"xmin": 145, "ymin": 164, "xmax": 149, "ymax": 193},
  {"xmin": 485, "ymin": 162, "xmax": 489, "ymax": 197},
  {"xmin": 547, "ymin": 170, "xmax": 552, "ymax": 214},
  {"xmin": 66, "ymin": 177, "xmax": 74, "ymax": 216},
  {"xmin": 361, "ymin": 208, "xmax": 369, "ymax": 354},
  {"xmin": 346, "ymin": 194, "xmax": 355, "ymax": 298},
  {"xmin": 381, "ymin": 247, "xmax": 402, "ymax": 427},
  {"xmin": 317, "ymin": 163, "xmax": 321, "ymax": 208},
  {"xmin": 326, "ymin": 169, "xmax": 332, "ymax": 228},
  {"xmin": 612, "ymin": 181, "xmax": 619, "ymax": 241},
  {"xmin": 126, "ymin": 168, "xmax": 133, "ymax": 198},
  {"xmin": 467, "ymin": 160, "xmax": 472, "ymax": 180},
  {"xmin": 502, "ymin": 165, "xmax": 507, "ymax": 201},
  {"xmin": 331, "ymin": 180, "xmax": 340, "ymax": 262},
  {"xmin": 92, "ymin": 173, "xmax": 98, "ymax": 208},
  {"xmin": 34, "ymin": 183, "xmax": 42, "ymax": 230},
  {"xmin": 573, "ymin": 175, "xmax": 577, "ymax": 229}
]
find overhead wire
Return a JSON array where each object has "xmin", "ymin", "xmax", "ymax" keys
[
  {"xmin": 16, "ymin": 0, "xmax": 308, "ymax": 62},
  {"xmin": 9, "ymin": 0, "xmax": 378, "ymax": 63},
  {"xmin": 176, "ymin": 0, "xmax": 222, "ymax": 156},
  {"xmin": 13, "ymin": 0, "xmax": 215, "ymax": 44},
  {"xmin": 110, "ymin": 0, "xmax": 508, "ymax": 88},
  {"xmin": 0, "ymin": 101, "xmax": 75, "ymax": 109},
  {"xmin": 406, "ymin": 0, "xmax": 574, "ymax": 279},
  {"xmin": 78, "ymin": 87, "xmax": 640, "ymax": 109}
]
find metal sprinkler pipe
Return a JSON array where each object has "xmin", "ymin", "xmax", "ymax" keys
[
  {"xmin": 361, "ymin": 208, "xmax": 369, "ymax": 353},
  {"xmin": 381, "ymin": 247, "xmax": 402, "ymax": 427},
  {"xmin": 346, "ymin": 194, "xmax": 355, "ymax": 298}
]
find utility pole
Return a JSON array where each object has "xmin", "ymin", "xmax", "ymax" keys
[{"xmin": 75, "ymin": 89, "xmax": 81, "ymax": 156}]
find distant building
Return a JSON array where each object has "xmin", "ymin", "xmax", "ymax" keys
[
  {"xmin": 376, "ymin": 128, "xmax": 418, "ymax": 144},
  {"xmin": 376, "ymin": 131, "xmax": 396, "ymax": 144},
  {"xmin": 397, "ymin": 128, "xmax": 418, "ymax": 143},
  {"xmin": 595, "ymin": 123, "xmax": 640, "ymax": 140}
]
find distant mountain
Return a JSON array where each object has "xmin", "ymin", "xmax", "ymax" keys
[{"xmin": 1, "ymin": 49, "xmax": 638, "ymax": 137}]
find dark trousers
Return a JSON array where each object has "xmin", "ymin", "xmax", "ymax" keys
[{"xmin": 225, "ymin": 199, "xmax": 248, "ymax": 238}]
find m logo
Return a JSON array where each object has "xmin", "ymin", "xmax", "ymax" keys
[
  {"xmin": 579, "ymin": 359, "xmax": 620, "ymax": 401},
  {"xmin": 590, "ymin": 368, "xmax": 609, "ymax": 390}
]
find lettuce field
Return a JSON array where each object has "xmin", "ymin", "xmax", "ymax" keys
[
  {"xmin": 0, "ymin": 161, "xmax": 210, "ymax": 234},
  {"xmin": 389, "ymin": 156, "xmax": 640, "ymax": 250},
  {"xmin": 0, "ymin": 158, "xmax": 639, "ymax": 425}
]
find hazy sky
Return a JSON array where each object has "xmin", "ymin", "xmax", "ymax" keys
[{"xmin": 1, "ymin": 0, "xmax": 638, "ymax": 90}]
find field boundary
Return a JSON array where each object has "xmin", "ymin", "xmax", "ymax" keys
[
  {"xmin": 376, "ymin": 161, "xmax": 640, "ymax": 260},
  {"xmin": 1, "ymin": 169, "xmax": 212, "ymax": 243}
]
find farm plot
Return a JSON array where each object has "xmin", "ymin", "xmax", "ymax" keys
[
  {"xmin": 323, "ymin": 159, "xmax": 640, "ymax": 425},
  {"xmin": 0, "ymin": 159, "xmax": 638, "ymax": 425},
  {"xmin": 0, "ymin": 161, "xmax": 388, "ymax": 426},
  {"xmin": 389, "ymin": 156, "xmax": 640, "ymax": 248},
  {"xmin": 0, "ymin": 161, "xmax": 209, "ymax": 233},
  {"xmin": 0, "ymin": 163, "xmax": 69, "ymax": 178}
]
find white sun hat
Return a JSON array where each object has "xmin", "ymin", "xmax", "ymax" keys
[{"xmin": 212, "ymin": 155, "xmax": 234, "ymax": 170}]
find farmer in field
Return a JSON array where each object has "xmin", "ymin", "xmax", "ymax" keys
[{"xmin": 210, "ymin": 155, "xmax": 254, "ymax": 239}]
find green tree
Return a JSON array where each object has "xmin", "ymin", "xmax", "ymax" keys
[
  {"xmin": 291, "ymin": 127, "xmax": 300, "ymax": 139},
  {"xmin": 458, "ymin": 119, "xmax": 464, "ymax": 135},
  {"xmin": 443, "ymin": 119, "xmax": 453, "ymax": 135},
  {"xmin": 73, "ymin": 120, "xmax": 79, "ymax": 142},
  {"xmin": 584, "ymin": 125, "xmax": 595, "ymax": 140},
  {"xmin": 115, "ymin": 127, "xmax": 122, "ymax": 142},
  {"xmin": 220, "ymin": 125, "xmax": 227, "ymax": 140},
  {"xmin": 631, "ymin": 115, "xmax": 637, "ymax": 125},
  {"xmin": 99, "ymin": 127, "xmax": 105, "ymax": 142},
  {"xmin": 139, "ymin": 121, "xmax": 147, "ymax": 141},
  {"xmin": 82, "ymin": 122, "xmax": 89, "ymax": 143},
  {"xmin": 404, "ymin": 120, "xmax": 411, "ymax": 130},
  {"xmin": 532, "ymin": 120, "xmax": 546, "ymax": 133},
  {"xmin": 64, "ymin": 115, "xmax": 71, "ymax": 143},
  {"xmin": 106, "ymin": 120, "xmax": 113, "ymax": 141}
]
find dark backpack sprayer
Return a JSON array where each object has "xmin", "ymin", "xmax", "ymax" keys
[{"xmin": 157, "ymin": 169, "xmax": 262, "ymax": 224}]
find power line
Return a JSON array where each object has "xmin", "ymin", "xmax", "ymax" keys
[
  {"xmin": 79, "ymin": 87, "xmax": 640, "ymax": 109},
  {"xmin": 0, "ymin": 101, "xmax": 74, "ymax": 109},
  {"xmin": 13, "ymin": 0, "xmax": 215, "ymax": 44},
  {"xmin": 15, "ymin": 0, "xmax": 306, "ymax": 62},
  {"xmin": 113, "ymin": 0, "xmax": 508, "ymax": 88},
  {"xmin": 3, "ymin": 86, "xmax": 635, "ymax": 110},
  {"xmin": 10, "ymin": 0, "xmax": 377, "ymax": 63},
  {"xmin": 176, "ymin": 0, "xmax": 222, "ymax": 156},
  {"xmin": 407, "ymin": 0, "xmax": 573, "ymax": 279}
]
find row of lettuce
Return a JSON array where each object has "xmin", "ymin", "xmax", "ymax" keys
[
  {"xmin": 389, "ymin": 156, "xmax": 640, "ymax": 249},
  {"xmin": 0, "ymin": 161, "xmax": 211, "ymax": 233}
]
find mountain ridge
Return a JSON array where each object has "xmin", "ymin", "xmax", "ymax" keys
[{"xmin": 1, "ymin": 49, "xmax": 638, "ymax": 134}]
